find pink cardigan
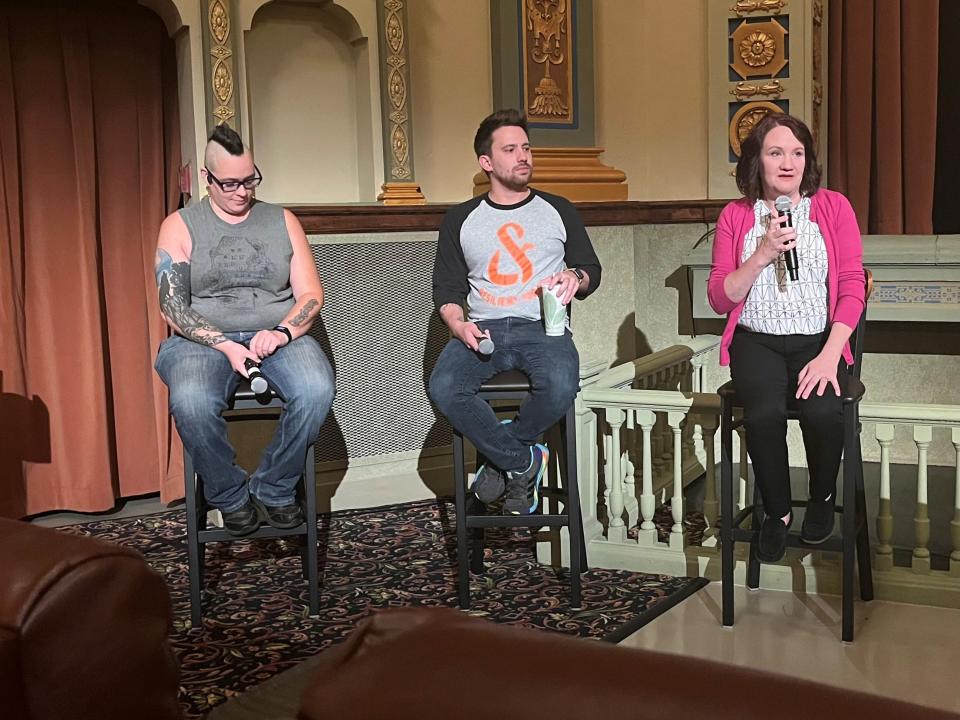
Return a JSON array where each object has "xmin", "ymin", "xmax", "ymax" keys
[{"xmin": 708, "ymin": 188, "xmax": 865, "ymax": 366}]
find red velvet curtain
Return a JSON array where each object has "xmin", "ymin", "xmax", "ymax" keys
[
  {"xmin": 0, "ymin": 0, "xmax": 183, "ymax": 517},
  {"xmin": 828, "ymin": 0, "xmax": 939, "ymax": 234}
]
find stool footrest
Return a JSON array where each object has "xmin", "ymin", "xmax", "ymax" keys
[
  {"xmin": 466, "ymin": 513, "xmax": 570, "ymax": 529},
  {"xmin": 196, "ymin": 523, "xmax": 310, "ymax": 544}
]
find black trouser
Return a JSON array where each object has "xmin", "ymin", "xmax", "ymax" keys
[{"xmin": 729, "ymin": 327, "xmax": 847, "ymax": 518}]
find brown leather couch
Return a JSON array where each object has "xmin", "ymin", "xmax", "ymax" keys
[
  {"xmin": 0, "ymin": 517, "xmax": 181, "ymax": 719},
  {"xmin": 299, "ymin": 607, "xmax": 956, "ymax": 720}
]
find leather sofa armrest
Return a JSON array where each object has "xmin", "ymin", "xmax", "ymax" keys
[
  {"xmin": 298, "ymin": 607, "xmax": 954, "ymax": 720},
  {"xmin": 0, "ymin": 518, "xmax": 181, "ymax": 720}
]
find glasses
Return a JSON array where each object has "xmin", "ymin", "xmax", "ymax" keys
[{"xmin": 205, "ymin": 165, "xmax": 263, "ymax": 193}]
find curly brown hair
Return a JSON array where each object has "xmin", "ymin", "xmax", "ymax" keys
[{"xmin": 735, "ymin": 113, "xmax": 821, "ymax": 202}]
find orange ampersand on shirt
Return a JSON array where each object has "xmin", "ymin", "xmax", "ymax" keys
[{"xmin": 487, "ymin": 222, "xmax": 534, "ymax": 287}]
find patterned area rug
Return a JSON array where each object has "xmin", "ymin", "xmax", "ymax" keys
[{"xmin": 61, "ymin": 499, "xmax": 706, "ymax": 719}]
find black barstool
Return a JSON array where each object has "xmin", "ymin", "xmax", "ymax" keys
[
  {"xmin": 452, "ymin": 370, "xmax": 587, "ymax": 610},
  {"xmin": 719, "ymin": 270, "xmax": 874, "ymax": 642},
  {"xmin": 183, "ymin": 379, "xmax": 318, "ymax": 628}
]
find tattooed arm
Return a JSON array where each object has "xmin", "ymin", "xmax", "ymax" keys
[{"xmin": 155, "ymin": 214, "xmax": 259, "ymax": 374}]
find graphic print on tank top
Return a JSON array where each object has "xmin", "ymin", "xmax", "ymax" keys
[{"xmin": 201, "ymin": 235, "xmax": 277, "ymax": 307}]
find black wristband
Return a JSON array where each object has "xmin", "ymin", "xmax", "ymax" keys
[{"xmin": 273, "ymin": 325, "xmax": 293, "ymax": 344}]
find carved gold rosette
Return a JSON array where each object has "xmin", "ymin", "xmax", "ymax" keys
[
  {"xmin": 729, "ymin": 19, "xmax": 788, "ymax": 80},
  {"xmin": 208, "ymin": 0, "xmax": 234, "ymax": 125},
  {"xmin": 522, "ymin": 0, "xmax": 574, "ymax": 124}
]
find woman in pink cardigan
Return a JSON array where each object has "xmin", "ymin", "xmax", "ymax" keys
[{"xmin": 708, "ymin": 113, "xmax": 865, "ymax": 563}]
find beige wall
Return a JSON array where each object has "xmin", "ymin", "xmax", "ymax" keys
[
  {"xmin": 594, "ymin": 0, "xmax": 709, "ymax": 200},
  {"xmin": 407, "ymin": 0, "xmax": 493, "ymax": 203},
  {"xmin": 245, "ymin": 2, "xmax": 371, "ymax": 203}
]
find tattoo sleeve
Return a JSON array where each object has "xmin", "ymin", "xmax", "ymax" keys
[
  {"xmin": 287, "ymin": 298, "xmax": 319, "ymax": 328},
  {"xmin": 155, "ymin": 249, "xmax": 227, "ymax": 347}
]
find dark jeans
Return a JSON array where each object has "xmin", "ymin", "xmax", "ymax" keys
[
  {"xmin": 155, "ymin": 332, "xmax": 335, "ymax": 512},
  {"xmin": 729, "ymin": 327, "xmax": 846, "ymax": 518},
  {"xmin": 429, "ymin": 317, "xmax": 579, "ymax": 473}
]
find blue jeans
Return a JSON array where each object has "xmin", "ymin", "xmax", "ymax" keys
[
  {"xmin": 429, "ymin": 317, "xmax": 580, "ymax": 473},
  {"xmin": 155, "ymin": 332, "xmax": 335, "ymax": 511}
]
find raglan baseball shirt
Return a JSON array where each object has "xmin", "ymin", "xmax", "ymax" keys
[{"xmin": 432, "ymin": 189, "xmax": 602, "ymax": 323}]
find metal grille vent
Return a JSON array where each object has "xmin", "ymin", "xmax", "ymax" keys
[{"xmin": 309, "ymin": 241, "xmax": 451, "ymax": 463}]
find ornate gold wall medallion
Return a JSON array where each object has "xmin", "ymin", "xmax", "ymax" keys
[
  {"xmin": 207, "ymin": 0, "xmax": 234, "ymax": 125},
  {"xmin": 728, "ymin": 101, "xmax": 784, "ymax": 156},
  {"xmin": 522, "ymin": 0, "xmax": 574, "ymax": 124},
  {"xmin": 730, "ymin": 0, "xmax": 788, "ymax": 16},
  {"xmin": 729, "ymin": 19, "xmax": 788, "ymax": 80}
]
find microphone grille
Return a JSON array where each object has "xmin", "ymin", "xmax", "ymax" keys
[{"xmin": 774, "ymin": 195, "xmax": 792, "ymax": 213}]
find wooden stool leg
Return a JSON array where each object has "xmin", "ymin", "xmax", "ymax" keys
[
  {"xmin": 184, "ymin": 451, "xmax": 204, "ymax": 630},
  {"xmin": 746, "ymin": 483, "xmax": 763, "ymax": 590},
  {"xmin": 564, "ymin": 407, "xmax": 583, "ymax": 609},
  {"xmin": 720, "ymin": 399, "xmax": 735, "ymax": 627},
  {"xmin": 304, "ymin": 443, "xmax": 319, "ymax": 617},
  {"xmin": 852, "ymin": 426, "xmax": 874, "ymax": 602},
  {"xmin": 841, "ymin": 405, "xmax": 857, "ymax": 642},
  {"xmin": 453, "ymin": 431, "xmax": 470, "ymax": 609}
]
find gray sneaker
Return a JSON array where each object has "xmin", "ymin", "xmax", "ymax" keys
[
  {"xmin": 469, "ymin": 418, "xmax": 513, "ymax": 504},
  {"xmin": 470, "ymin": 463, "xmax": 505, "ymax": 504},
  {"xmin": 503, "ymin": 443, "xmax": 549, "ymax": 515}
]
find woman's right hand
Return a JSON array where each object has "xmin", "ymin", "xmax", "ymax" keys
[{"xmin": 754, "ymin": 210, "xmax": 797, "ymax": 266}]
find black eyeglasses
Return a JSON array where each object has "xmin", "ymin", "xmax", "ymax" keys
[{"xmin": 205, "ymin": 165, "xmax": 263, "ymax": 193}]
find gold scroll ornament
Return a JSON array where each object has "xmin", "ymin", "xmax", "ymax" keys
[{"xmin": 208, "ymin": 0, "xmax": 234, "ymax": 124}]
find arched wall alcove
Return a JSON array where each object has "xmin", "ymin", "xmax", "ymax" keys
[
  {"xmin": 242, "ymin": 0, "xmax": 383, "ymax": 203},
  {"xmin": 138, "ymin": 0, "xmax": 206, "ymax": 203}
]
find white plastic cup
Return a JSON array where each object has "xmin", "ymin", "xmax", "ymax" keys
[{"xmin": 540, "ymin": 284, "xmax": 567, "ymax": 336}]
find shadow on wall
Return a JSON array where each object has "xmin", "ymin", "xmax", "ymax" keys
[
  {"xmin": 614, "ymin": 312, "xmax": 653, "ymax": 367},
  {"xmin": 0, "ymin": 371, "xmax": 51, "ymax": 518},
  {"xmin": 419, "ymin": 309, "xmax": 455, "ymax": 498}
]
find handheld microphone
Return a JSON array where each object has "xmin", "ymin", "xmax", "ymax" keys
[
  {"xmin": 243, "ymin": 358, "xmax": 270, "ymax": 398},
  {"xmin": 477, "ymin": 336, "xmax": 495, "ymax": 355},
  {"xmin": 774, "ymin": 195, "xmax": 799, "ymax": 282}
]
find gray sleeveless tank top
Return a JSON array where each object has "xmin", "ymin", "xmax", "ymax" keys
[{"xmin": 179, "ymin": 198, "xmax": 295, "ymax": 332}]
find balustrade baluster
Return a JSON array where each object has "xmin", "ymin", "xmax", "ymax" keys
[
  {"xmin": 874, "ymin": 423, "xmax": 895, "ymax": 571},
  {"xmin": 605, "ymin": 408, "xmax": 627, "ymax": 543},
  {"xmin": 668, "ymin": 411, "xmax": 685, "ymax": 549},
  {"xmin": 912, "ymin": 425, "xmax": 932, "ymax": 573},
  {"xmin": 637, "ymin": 409, "xmax": 657, "ymax": 546},
  {"xmin": 623, "ymin": 409, "xmax": 638, "ymax": 528}
]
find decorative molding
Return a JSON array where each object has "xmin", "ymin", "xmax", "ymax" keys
[
  {"xmin": 377, "ymin": 0, "xmax": 424, "ymax": 204},
  {"xmin": 730, "ymin": 0, "xmax": 788, "ymax": 16},
  {"xmin": 207, "ymin": 0, "xmax": 235, "ymax": 125},
  {"xmin": 288, "ymin": 200, "xmax": 726, "ymax": 234},
  {"xmin": 522, "ymin": 0, "xmax": 574, "ymax": 124},
  {"xmin": 811, "ymin": 0, "xmax": 824, "ymax": 152},
  {"xmin": 730, "ymin": 79, "xmax": 785, "ymax": 101}
]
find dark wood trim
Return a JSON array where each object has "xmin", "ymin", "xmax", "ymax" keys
[{"xmin": 289, "ymin": 199, "xmax": 728, "ymax": 234}]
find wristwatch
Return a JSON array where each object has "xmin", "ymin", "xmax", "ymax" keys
[
  {"xmin": 273, "ymin": 325, "xmax": 293, "ymax": 344},
  {"xmin": 568, "ymin": 267, "xmax": 585, "ymax": 283}
]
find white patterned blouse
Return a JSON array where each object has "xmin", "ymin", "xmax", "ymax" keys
[{"xmin": 738, "ymin": 196, "xmax": 829, "ymax": 335}]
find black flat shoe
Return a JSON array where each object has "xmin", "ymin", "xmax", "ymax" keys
[
  {"xmin": 222, "ymin": 499, "xmax": 261, "ymax": 537},
  {"xmin": 252, "ymin": 496, "xmax": 304, "ymax": 529},
  {"xmin": 801, "ymin": 497, "xmax": 835, "ymax": 544},
  {"xmin": 756, "ymin": 514, "xmax": 792, "ymax": 563}
]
